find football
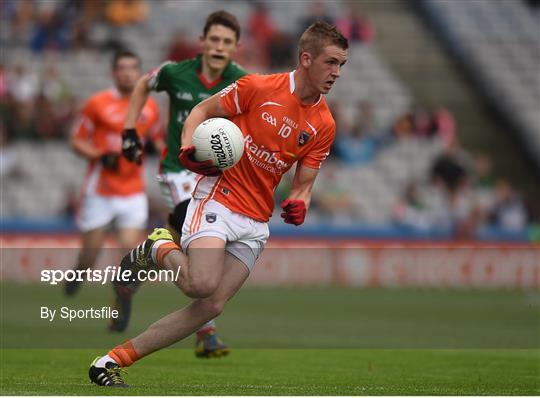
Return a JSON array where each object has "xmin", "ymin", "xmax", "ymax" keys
[{"xmin": 192, "ymin": 117, "xmax": 245, "ymax": 170}]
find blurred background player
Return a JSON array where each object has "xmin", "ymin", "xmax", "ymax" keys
[
  {"xmin": 88, "ymin": 21, "xmax": 348, "ymax": 387},
  {"xmin": 65, "ymin": 50, "xmax": 164, "ymax": 297},
  {"xmin": 118, "ymin": 10, "xmax": 246, "ymax": 358}
]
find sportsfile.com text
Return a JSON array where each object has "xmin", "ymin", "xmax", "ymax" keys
[{"xmin": 40, "ymin": 266, "xmax": 180, "ymax": 285}]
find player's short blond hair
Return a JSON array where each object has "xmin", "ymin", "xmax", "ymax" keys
[{"xmin": 298, "ymin": 21, "xmax": 348, "ymax": 59}]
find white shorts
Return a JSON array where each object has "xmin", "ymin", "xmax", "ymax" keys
[
  {"xmin": 181, "ymin": 199, "xmax": 269, "ymax": 272},
  {"xmin": 157, "ymin": 171, "xmax": 197, "ymax": 210},
  {"xmin": 76, "ymin": 193, "xmax": 148, "ymax": 232}
]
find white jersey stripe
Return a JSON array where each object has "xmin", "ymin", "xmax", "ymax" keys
[
  {"xmin": 306, "ymin": 121, "xmax": 318, "ymax": 137},
  {"xmin": 258, "ymin": 101, "xmax": 285, "ymax": 108},
  {"xmin": 289, "ymin": 71, "xmax": 295, "ymax": 94},
  {"xmin": 234, "ymin": 85, "xmax": 241, "ymax": 115}
]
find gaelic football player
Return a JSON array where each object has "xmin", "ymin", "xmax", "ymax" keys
[
  {"xmin": 117, "ymin": 10, "xmax": 246, "ymax": 358},
  {"xmin": 66, "ymin": 50, "xmax": 163, "ymax": 298},
  {"xmin": 89, "ymin": 21, "xmax": 348, "ymax": 386}
]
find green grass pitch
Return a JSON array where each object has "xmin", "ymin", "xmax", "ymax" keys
[{"xmin": 1, "ymin": 283, "xmax": 539, "ymax": 395}]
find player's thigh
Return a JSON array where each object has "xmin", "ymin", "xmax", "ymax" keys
[
  {"xmin": 77, "ymin": 195, "xmax": 114, "ymax": 232},
  {"xmin": 194, "ymin": 252, "xmax": 250, "ymax": 313},
  {"xmin": 114, "ymin": 193, "xmax": 148, "ymax": 231},
  {"xmin": 116, "ymin": 227, "xmax": 145, "ymax": 248},
  {"xmin": 186, "ymin": 236, "xmax": 227, "ymax": 288},
  {"xmin": 78, "ymin": 227, "xmax": 108, "ymax": 266},
  {"xmin": 229, "ymin": 219, "xmax": 269, "ymax": 273},
  {"xmin": 80, "ymin": 228, "xmax": 108, "ymax": 248}
]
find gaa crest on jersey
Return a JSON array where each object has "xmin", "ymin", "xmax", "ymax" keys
[
  {"xmin": 205, "ymin": 213, "xmax": 217, "ymax": 223},
  {"xmin": 298, "ymin": 131, "xmax": 310, "ymax": 146}
]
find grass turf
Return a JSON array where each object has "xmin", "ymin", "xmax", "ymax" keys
[
  {"xmin": 1, "ymin": 283, "xmax": 539, "ymax": 394},
  {"xmin": 1, "ymin": 349, "xmax": 539, "ymax": 395}
]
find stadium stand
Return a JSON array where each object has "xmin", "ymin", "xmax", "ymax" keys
[{"xmin": 420, "ymin": 0, "xmax": 540, "ymax": 170}]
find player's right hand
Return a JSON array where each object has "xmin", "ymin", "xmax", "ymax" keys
[
  {"xmin": 101, "ymin": 152, "xmax": 120, "ymax": 171},
  {"xmin": 122, "ymin": 128, "xmax": 143, "ymax": 164},
  {"xmin": 178, "ymin": 146, "xmax": 221, "ymax": 176},
  {"xmin": 281, "ymin": 199, "xmax": 307, "ymax": 226}
]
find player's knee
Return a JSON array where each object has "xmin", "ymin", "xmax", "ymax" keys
[{"xmin": 184, "ymin": 279, "xmax": 219, "ymax": 299}]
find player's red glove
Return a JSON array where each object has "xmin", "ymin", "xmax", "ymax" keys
[
  {"xmin": 178, "ymin": 146, "xmax": 221, "ymax": 176},
  {"xmin": 280, "ymin": 199, "xmax": 307, "ymax": 226}
]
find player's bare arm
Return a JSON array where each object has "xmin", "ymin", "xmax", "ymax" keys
[
  {"xmin": 280, "ymin": 165, "xmax": 320, "ymax": 226},
  {"xmin": 151, "ymin": 134, "xmax": 165, "ymax": 155},
  {"xmin": 121, "ymin": 75, "xmax": 150, "ymax": 163},
  {"xmin": 287, "ymin": 165, "xmax": 319, "ymax": 209},
  {"xmin": 124, "ymin": 74, "xmax": 151, "ymax": 130},
  {"xmin": 70, "ymin": 134, "xmax": 103, "ymax": 160},
  {"xmin": 181, "ymin": 93, "xmax": 229, "ymax": 147}
]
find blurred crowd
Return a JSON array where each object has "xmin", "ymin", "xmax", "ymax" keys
[
  {"xmin": 0, "ymin": 0, "xmax": 375, "ymax": 141},
  {"xmin": 392, "ymin": 137, "xmax": 536, "ymax": 239},
  {"xmin": 167, "ymin": 0, "xmax": 375, "ymax": 72},
  {"xmin": 2, "ymin": 0, "xmax": 149, "ymax": 52},
  {"xmin": 313, "ymin": 99, "xmax": 538, "ymax": 238},
  {"xmin": 1, "ymin": 63, "xmax": 76, "ymax": 141},
  {"xmin": 1, "ymin": 0, "xmax": 154, "ymax": 142},
  {"xmin": 1, "ymin": 0, "xmax": 537, "ymax": 237}
]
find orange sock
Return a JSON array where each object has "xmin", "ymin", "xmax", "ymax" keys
[
  {"xmin": 156, "ymin": 242, "xmax": 180, "ymax": 266},
  {"xmin": 108, "ymin": 340, "xmax": 140, "ymax": 367}
]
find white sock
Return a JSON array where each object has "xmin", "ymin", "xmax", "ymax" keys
[
  {"xmin": 95, "ymin": 354, "xmax": 117, "ymax": 368},
  {"xmin": 199, "ymin": 319, "xmax": 216, "ymax": 331}
]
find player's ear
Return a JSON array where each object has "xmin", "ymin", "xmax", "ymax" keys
[{"xmin": 300, "ymin": 52, "xmax": 312, "ymax": 68}]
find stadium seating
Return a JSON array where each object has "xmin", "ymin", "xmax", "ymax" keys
[{"xmin": 421, "ymin": 0, "xmax": 540, "ymax": 167}]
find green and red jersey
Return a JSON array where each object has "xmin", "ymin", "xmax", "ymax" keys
[{"xmin": 148, "ymin": 55, "xmax": 246, "ymax": 173}]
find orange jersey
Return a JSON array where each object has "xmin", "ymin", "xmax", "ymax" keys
[
  {"xmin": 72, "ymin": 89, "xmax": 163, "ymax": 196},
  {"xmin": 193, "ymin": 72, "xmax": 336, "ymax": 222}
]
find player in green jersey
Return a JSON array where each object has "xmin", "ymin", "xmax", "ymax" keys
[{"xmin": 115, "ymin": 10, "xmax": 246, "ymax": 358}]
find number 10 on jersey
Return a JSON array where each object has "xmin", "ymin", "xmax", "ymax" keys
[{"xmin": 277, "ymin": 123, "xmax": 292, "ymax": 138}]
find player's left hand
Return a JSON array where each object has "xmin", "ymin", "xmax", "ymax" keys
[
  {"xmin": 280, "ymin": 199, "xmax": 306, "ymax": 226},
  {"xmin": 122, "ymin": 128, "xmax": 143, "ymax": 165},
  {"xmin": 101, "ymin": 152, "xmax": 120, "ymax": 171},
  {"xmin": 178, "ymin": 146, "xmax": 221, "ymax": 176}
]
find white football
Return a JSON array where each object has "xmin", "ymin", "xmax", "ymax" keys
[{"xmin": 192, "ymin": 117, "xmax": 244, "ymax": 170}]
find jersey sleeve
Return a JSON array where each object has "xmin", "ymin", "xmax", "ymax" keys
[
  {"xmin": 71, "ymin": 97, "xmax": 98, "ymax": 140},
  {"xmin": 298, "ymin": 122, "xmax": 336, "ymax": 169},
  {"xmin": 147, "ymin": 61, "xmax": 173, "ymax": 92},
  {"xmin": 218, "ymin": 74, "xmax": 259, "ymax": 117}
]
